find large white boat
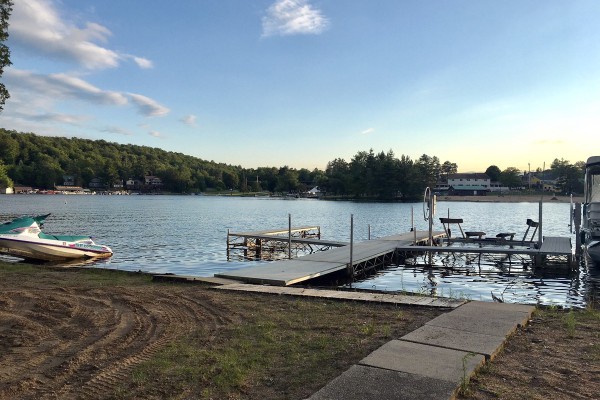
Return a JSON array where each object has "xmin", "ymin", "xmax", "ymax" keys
[
  {"xmin": 0, "ymin": 214, "xmax": 113, "ymax": 262},
  {"xmin": 582, "ymin": 156, "xmax": 600, "ymax": 265}
]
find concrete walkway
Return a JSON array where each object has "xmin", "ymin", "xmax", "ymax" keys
[
  {"xmin": 309, "ymin": 301, "xmax": 535, "ymax": 400},
  {"xmin": 156, "ymin": 275, "xmax": 534, "ymax": 399},
  {"xmin": 214, "ymin": 283, "xmax": 465, "ymax": 308}
]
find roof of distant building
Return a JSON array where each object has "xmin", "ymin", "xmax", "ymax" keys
[
  {"xmin": 450, "ymin": 185, "xmax": 489, "ymax": 191},
  {"xmin": 448, "ymin": 173, "xmax": 490, "ymax": 180}
]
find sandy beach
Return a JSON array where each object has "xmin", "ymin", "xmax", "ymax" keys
[{"xmin": 440, "ymin": 194, "xmax": 582, "ymax": 203}]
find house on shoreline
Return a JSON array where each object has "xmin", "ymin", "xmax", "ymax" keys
[{"xmin": 436, "ymin": 173, "xmax": 511, "ymax": 196}]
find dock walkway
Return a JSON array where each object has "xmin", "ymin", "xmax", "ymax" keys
[{"xmin": 217, "ymin": 230, "xmax": 444, "ymax": 285}]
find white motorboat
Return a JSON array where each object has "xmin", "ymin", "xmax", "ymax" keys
[
  {"xmin": 0, "ymin": 214, "xmax": 113, "ymax": 262},
  {"xmin": 582, "ymin": 156, "xmax": 600, "ymax": 265}
]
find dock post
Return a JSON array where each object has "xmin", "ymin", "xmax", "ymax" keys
[
  {"xmin": 255, "ymin": 239, "xmax": 262, "ymax": 260},
  {"xmin": 411, "ymin": 206, "xmax": 416, "ymax": 244},
  {"xmin": 348, "ymin": 214, "xmax": 354, "ymax": 277},
  {"xmin": 227, "ymin": 228, "xmax": 230, "ymax": 261},
  {"xmin": 538, "ymin": 200, "xmax": 543, "ymax": 248},
  {"xmin": 288, "ymin": 214, "xmax": 292, "ymax": 260},
  {"xmin": 368, "ymin": 224, "xmax": 371, "ymax": 240},
  {"xmin": 574, "ymin": 203, "xmax": 582, "ymax": 258}
]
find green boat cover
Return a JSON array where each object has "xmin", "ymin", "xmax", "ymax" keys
[{"xmin": 0, "ymin": 214, "xmax": 90, "ymax": 242}]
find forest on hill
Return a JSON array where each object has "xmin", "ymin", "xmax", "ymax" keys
[{"xmin": 0, "ymin": 129, "xmax": 585, "ymax": 199}]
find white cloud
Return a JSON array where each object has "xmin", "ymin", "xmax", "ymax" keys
[
  {"xmin": 131, "ymin": 56, "xmax": 153, "ymax": 69},
  {"xmin": 102, "ymin": 126, "xmax": 134, "ymax": 136},
  {"xmin": 262, "ymin": 0, "xmax": 329, "ymax": 37},
  {"xmin": 4, "ymin": 68, "xmax": 169, "ymax": 127},
  {"xmin": 10, "ymin": 0, "xmax": 151, "ymax": 70},
  {"xmin": 29, "ymin": 112, "xmax": 89, "ymax": 124},
  {"xmin": 5, "ymin": 69, "xmax": 128, "ymax": 105},
  {"xmin": 149, "ymin": 130, "xmax": 162, "ymax": 138},
  {"xmin": 181, "ymin": 114, "xmax": 197, "ymax": 126},
  {"xmin": 361, "ymin": 128, "xmax": 375, "ymax": 135},
  {"xmin": 127, "ymin": 93, "xmax": 170, "ymax": 117}
]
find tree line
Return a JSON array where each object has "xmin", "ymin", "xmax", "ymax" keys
[
  {"xmin": 0, "ymin": 129, "xmax": 454, "ymax": 198},
  {"xmin": 0, "ymin": 129, "xmax": 586, "ymax": 199}
]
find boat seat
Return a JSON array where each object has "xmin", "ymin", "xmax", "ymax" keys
[
  {"xmin": 439, "ymin": 218, "xmax": 465, "ymax": 239},
  {"xmin": 522, "ymin": 218, "xmax": 539, "ymax": 242},
  {"xmin": 496, "ymin": 232, "xmax": 516, "ymax": 240},
  {"xmin": 465, "ymin": 231, "xmax": 486, "ymax": 239}
]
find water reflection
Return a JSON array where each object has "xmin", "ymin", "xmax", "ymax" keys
[
  {"xmin": 0, "ymin": 194, "xmax": 597, "ymax": 307},
  {"xmin": 350, "ymin": 252, "xmax": 592, "ymax": 308}
]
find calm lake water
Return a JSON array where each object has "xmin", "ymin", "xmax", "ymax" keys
[{"xmin": 1, "ymin": 194, "xmax": 597, "ymax": 308}]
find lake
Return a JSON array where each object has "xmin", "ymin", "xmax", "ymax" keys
[{"xmin": 1, "ymin": 194, "xmax": 597, "ymax": 307}]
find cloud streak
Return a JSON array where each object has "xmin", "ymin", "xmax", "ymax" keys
[
  {"xmin": 128, "ymin": 93, "xmax": 170, "ymax": 117},
  {"xmin": 5, "ymin": 69, "xmax": 169, "ymax": 118},
  {"xmin": 262, "ymin": 0, "xmax": 329, "ymax": 37},
  {"xmin": 181, "ymin": 114, "xmax": 197, "ymax": 126},
  {"xmin": 10, "ymin": 0, "xmax": 152, "ymax": 70}
]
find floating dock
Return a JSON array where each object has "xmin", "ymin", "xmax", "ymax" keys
[
  {"xmin": 217, "ymin": 230, "xmax": 445, "ymax": 285},
  {"xmin": 218, "ymin": 225, "xmax": 576, "ymax": 286},
  {"xmin": 227, "ymin": 226, "xmax": 347, "ymax": 261}
]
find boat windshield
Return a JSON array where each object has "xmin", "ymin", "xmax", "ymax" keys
[{"xmin": 586, "ymin": 165, "xmax": 600, "ymax": 203}]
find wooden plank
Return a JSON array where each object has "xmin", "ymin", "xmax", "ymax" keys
[
  {"xmin": 378, "ymin": 231, "xmax": 446, "ymax": 242},
  {"xmin": 230, "ymin": 226, "xmax": 319, "ymax": 236},
  {"xmin": 230, "ymin": 234, "xmax": 347, "ymax": 247},
  {"xmin": 214, "ymin": 283, "xmax": 465, "ymax": 308}
]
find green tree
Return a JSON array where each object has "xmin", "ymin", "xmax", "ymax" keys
[
  {"xmin": 325, "ymin": 158, "xmax": 349, "ymax": 195},
  {"xmin": 0, "ymin": 1, "xmax": 12, "ymax": 111},
  {"xmin": 414, "ymin": 154, "xmax": 440, "ymax": 191},
  {"xmin": 551, "ymin": 158, "xmax": 585, "ymax": 194},
  {"xmin": 0, "ymin": 159, "xmax": 13, "ymax": 188},
  {"xmin": 440, "ymin": 161, "xmax": 458, "ymax": 180},
  {"xmin": 499, "ymin": 167, "xmax": 521, "ymax": 188},
  {"xmin": 485, "ymin": 165, "xmax": 501, "ymax": 182}
]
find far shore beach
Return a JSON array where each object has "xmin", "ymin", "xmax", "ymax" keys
[{"xmin": 440, "ymin": 194, "xmax": 582, "ymax": 203}]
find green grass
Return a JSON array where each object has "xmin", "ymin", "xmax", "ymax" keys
[
  {"xmin": 0, "ymin": 260, "xmax": 153, "ymax": 286},
  {"xmin": 127, "ymin": 300, "xmax": 400, "ymax": 399}
]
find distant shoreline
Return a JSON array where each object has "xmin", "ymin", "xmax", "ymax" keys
[{"xmin": 439, "ymin": 194, "xmax": 582, "ymax": 203}]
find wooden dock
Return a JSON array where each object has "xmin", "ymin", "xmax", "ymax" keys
[
  {"xmin": 217, "ymin": 230, "xmax": 445, "ymax": 286},
  {"xmin": 227, "ymin": 226, "xmax": 347, "ymax": 261},
  {"xmin": 393, "ymin": 236, "xmax": 574, "ymax": 267}
]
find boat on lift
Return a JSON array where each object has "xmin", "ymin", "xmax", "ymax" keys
[
  {"xmin": 0, "ymin": 214, "xmax": 113, "ymax": 262},
  {"xmin": 582, "ymin": 156, "xmax": 600, "ymax": 265}
]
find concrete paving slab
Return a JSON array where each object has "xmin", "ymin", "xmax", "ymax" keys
[
  {"xmin": 425, "ymin": 303, "xmax": 532, "ymax": 337},
  {"xmin": 401, "ymin": 325, "xmax": 506, "ymax": 359},
  {"xmin": 309, "ymin": 365, "xmax": 458, "ymax": 400},
  {"xmin": 456, "ymin": 300, "xmax": 535, "ymax": 315},
  {"xmin": 215, "ymin": 284, "xmax": 463, "ymax": 308},
  {"xmin": 360, "ymin": 340, "xmax": 485, "ymax": 383}
]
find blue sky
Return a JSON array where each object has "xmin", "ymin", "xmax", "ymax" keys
[{"xmin": 2, "ymin": 0, "xmax": 599, "ymax": 172}]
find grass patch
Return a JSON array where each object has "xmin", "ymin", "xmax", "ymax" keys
[
  {"xmin": 127, "ymin": 299, "xmax": 409, "ymax": 399},
  {"xmin": 0, "ymin": 260, "xmax": 154, "ymax": 287}
]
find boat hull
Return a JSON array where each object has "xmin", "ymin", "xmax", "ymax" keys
[
  {"xmin": 585, "ymin": 240, "xmax": 600, "ymax": 266},
  {"xmin": 0, "ymin": 237, "xmax": 112, "ymax": 262}
]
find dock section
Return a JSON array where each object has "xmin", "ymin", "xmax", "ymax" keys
[
  {"xmin": 227, "ymin": 226, "xmax": 347, "ymax": 261},
  {"xmin": 217, "ymin": 230, "xmax": 445, "ymax": 286}
]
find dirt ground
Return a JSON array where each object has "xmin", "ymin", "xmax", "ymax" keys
[
  {"xmin": 0, "ymin": 264, "xmax": 441, "ymax": 400},
  {"xmin": 1, "ymin": 264, "xmax": 598, "ymax": 400},
  {"xmin": 461, "ymin": 305, "xmax": 600, "ymax": 400}
]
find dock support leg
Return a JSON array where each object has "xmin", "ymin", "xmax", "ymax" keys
[
  {"xmin": 255, "ymin": 239, "xmax": 262, "ymax": 260},
  {"xmin": 227, "ymin": 229, "xmax": 230, "ymax": 261},
  {"xmin": 347, "ymin": 214, "xmax": 354, "ymax": 278}
]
